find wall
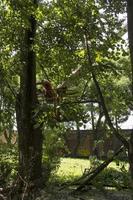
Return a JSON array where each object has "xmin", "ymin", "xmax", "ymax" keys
[{"xmin": 65, "ymin": 129, "xmax": 131, "ymax": 158}]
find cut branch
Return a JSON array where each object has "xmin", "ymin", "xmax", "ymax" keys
[{"xmin": 74, "ymin": 145, "xmax": 125, "ymax": 191}]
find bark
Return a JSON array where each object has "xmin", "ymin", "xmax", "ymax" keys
[
  {"xmin": 16, "ymin": 1, "xmax": 43, "ymax": 187},
  {"xmin": 90, "ymin": 103, "xmax": 95, "ymax": 130},
  {"xmin": 128, "ymin": 135, "xmax": 133, "ymax": 190},
  {"xmin": 57, "ymin": 66, "xmax": 82, "ymax": 89},
  {"xmin": 127, "ymin": 0, "xmax": 133, "ymax": 97},
  {"xmin": 93, "ymin": 108, "xmax": 103, "ymax": 157},
  {"xmin": 72, "ymin": 124, "xmax": 81, "ymax": 157},
  {"xmin": 3, "ymin": 130, "xmax": 12, "ymax": 145},
  {"xmin": 127, "ymin": 0, "xmax": 133, "ymax": 190}
]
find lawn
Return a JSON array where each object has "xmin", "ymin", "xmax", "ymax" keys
[
  {"xmin": 56, "ymin": 157, "xmax": 129, "ymax": 183},
  {"xmin": 56, "ymin": 158, "xmax": 91, "ymax": 180}
]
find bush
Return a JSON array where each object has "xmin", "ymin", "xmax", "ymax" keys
[
  {"xmin": 93, "ymin": 166, "xmax": 130, "ymax": 189},
  {"xmin": 0, "ymin": 144, "xmax": 18, "ymax": 187}
]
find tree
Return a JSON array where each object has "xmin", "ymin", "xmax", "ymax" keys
[
  {"xmin": 37, "ymin": 0, "xmax": 133, "ymax": 191},
  {"xmin": 127, "ymin": 0, "xmax": 133, "ymax": 190},
  {"xmin": 15, "ymin": 0, "xmax": 43, "ymax": 188},
  {"xmin": 0, "ymin": 0, "xmax": 133, "ymax": 194}
]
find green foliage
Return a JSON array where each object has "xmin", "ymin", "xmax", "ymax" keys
[
  {"xmin": 89, "ymin": 155, "xmax": 102, "ymax": 169},
  {"xmin": 0, "ymin": 0, "xmax": 132, "ymax": 192},
  {"xmin": 42, "ymin": 125, "xmax": 68, "ymax": 182},
  {"xmin": 0, "ymin": 144, "xmax": 18, "ymax": 187},
  {"xmin": 34, "ymin": 0, "xmax": 129, "ymax": 130},
  {"xmin": 93, "ymin": 167, "xmax": 130, "ymax": 189},
  {"xmin": 88, "ymin": 157, "xmax": 130, "ymax": 189},
  {"xmin": 0, "ymin": 0, "xmax": 129, "ymax": 130}
]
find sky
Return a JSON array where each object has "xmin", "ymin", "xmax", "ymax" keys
[
  {"xmin": 80, "ymin": 115, "xmax": 133, "ymax": 130},
  {"xmin": 120, "ymin": 113, "xmax": 133, "ymax": 129}
]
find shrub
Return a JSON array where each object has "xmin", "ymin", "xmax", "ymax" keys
[{"xmin": 0, "ymin": 144, "xmax": 18, "ymax": 187}]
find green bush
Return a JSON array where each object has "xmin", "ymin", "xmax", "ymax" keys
[
  {"xmin": 86, "ymin": 156, "xmax": 130, "ymax": 189},
  {"xmin": 93, "ymin": 166, "xmax": 130, "ymax": 189},
  {"xmin": 0, "ymin": 144, "xmax": 18, "ymax": 187}
]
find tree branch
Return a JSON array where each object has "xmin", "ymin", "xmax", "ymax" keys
[
  {"xmin": 74, "ymin": 145, "xmax": 125, "ymax": 191},
  {"xmin": 84, "ymin": 34, "xmax": 129, "ymax": 150},
  {"xmin": 62, "ymin": 99, "xmax": 100, "ymax": 105}
]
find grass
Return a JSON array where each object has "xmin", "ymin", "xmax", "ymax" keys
[
  {"xmin": 56, "ymin": 158, "xmax": 90, "ymax": 180},
  {"xmin": 55, "ymin": 157, "xmax": 129, "ymax": 185}
]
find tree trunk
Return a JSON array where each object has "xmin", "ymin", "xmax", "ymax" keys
[
  {"xmin": 16, "ymin": 0, "xmax": 43, "ymax": 188},
  {"xmin": 72, "ymin": 124, "xmax": 81, "ymax": 157},
  {"xmin": 93, "ymin": 108, "xmax": 103, "ymax": 158},
  {"xmin": 90, "ymin": 102, "xmax": 95, "ymax": 130},
  {"xmin": 127, "ymin": 0, "xmax": 133, "ymax": 190}
]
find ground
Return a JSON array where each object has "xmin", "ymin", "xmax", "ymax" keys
[
  {"xmin": 1, "ymin": 157, "xmax": 132, "ymax": 199},
  {"xmin": 35, "ymin": 188, "xmax": 132, "ymax": 200},
  {"xmin": 34, "ymin": 157, "xmax": 132, "ymax": 200}
]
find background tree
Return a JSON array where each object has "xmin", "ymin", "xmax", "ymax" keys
[{"xmin": 127, "ymin": 0, "xmax": 133, "ymax": 190}]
